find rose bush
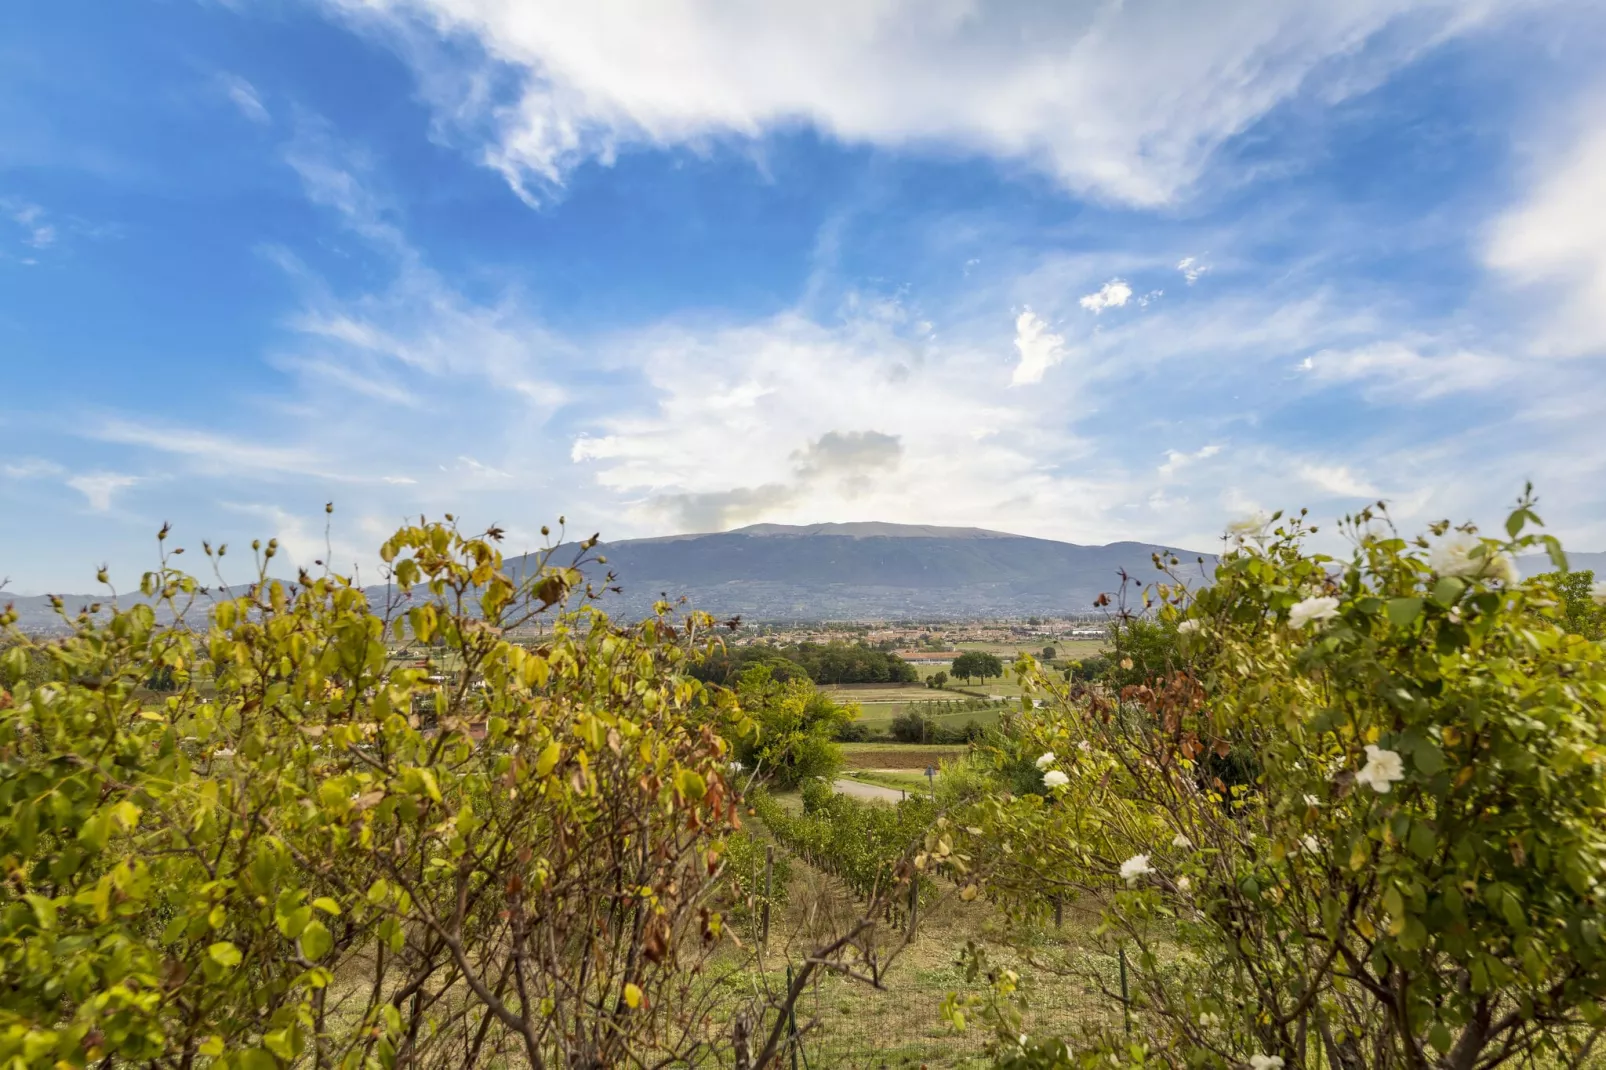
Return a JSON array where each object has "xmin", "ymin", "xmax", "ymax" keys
[{"xmin": 956, "ymin": 492, "xmax": 1606, "ymax": 1070}]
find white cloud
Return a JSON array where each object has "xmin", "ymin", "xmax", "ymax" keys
[
  {"xmin": 2, "ymin": 458, "xmax": 66, "ymax": 480},
  {"xmin": 326, "ymin": 0, "xmax": 1517, "ymax": 206},
  {"xmin": 1010, "ymin": 309, "xmax": 1068, "ymax": 385},
  {"xmin": 1079, "ymin": 279, "xmax": 1134, "ymax": 314},
  {"xmin": 67, "ymin": 472, "xmax": 140, "ymax": 512},
  {"xmin": 1297, "ymin": 463, "xmax": 1379, "ymax": 498},
  {"xmin": 1299, "ymin": 341, "xmax": 1513, "ymax": 398},
  {"xmin": 221, "ymin": 74, "xmax": 271, "ymax": 124},
  {"xmin": 1177, "ymin": 256, "xmax": 1209, "ymax": 284},
  {"xmin": 91, "ymin": 419, "xmax": 332, "ymax": 479},
  {"xmin": 1486, "ymin": 108, "xmax": 1606, "ymax": 356},
  {"xmin": 1158, "ymin": 445, "xmax": 1222, "ymax": 478},
  {"xmin": 2, "ymin": 198, "xmax": 56, "ymax": 249}
]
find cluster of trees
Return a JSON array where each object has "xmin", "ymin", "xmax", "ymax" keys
[
  {"xmin": 888, "ymin": 708, "xmax": 986, "ymax": 745},
  {"xmin": 950, "ymin": 649, "xmax": 1004, "ymax": 684},
  {"xmin": 689, "ymin": 639, "xmax": 918, "ymax": 686}
]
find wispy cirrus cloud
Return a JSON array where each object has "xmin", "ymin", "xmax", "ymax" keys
[
  {"xmin": 324, "ymin": 0, "xmax": 1529, "ymax": 207},
  {"xmin": 219, "ymin": 73, "xmax": 271, "ymax": 125},
  {"xmin": 1486, "ymin": 100, "xmax": 1606, "ymax": 357}
]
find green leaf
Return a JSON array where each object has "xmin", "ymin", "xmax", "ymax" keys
[
  {"xmin": 312, "ymin": 896, "xmax": 341, "ymax": 916},
  {"xmin": 1408, "ymin": 821, "xmax": 1437, "ymax": 859},
  {"xmin": 1413, "ymin": 740, "xmax": 1446, "ymax": 777},
  {"xmin": 1386, "ymin": 597, "xmax": 1423, "ymax": 629},
  {"xmin": 208, "ymin": 941, "xmax": 243, "ymax": 968},
  {"xmin": 276, "ymin": 904, "xmax": 311, "ymax": 939},
  {"xmin": 675, "ymin": 769, "xmax": 707, "ymax": 801},
  {"xmin": 237, "ymin": 1049, "xmax": 277, "ymax": 1070},
  {"xmin": 300, "ymin": 919, "xmax": 333, "ymax": 961},
  {"xmin": 1383, "ymin": 885, "xmax": 1405, "ymax": 923},
  {"xmin": 536, "ymin": 741, "xmax": 562, "ymax": 777},
  {"xmin": 1543, "ymin": 535, "xmax": 1568, "ymax": 572},
  {"xmin": 24, "ymin": 894, "xmax": 57, "ymax": 931},
  {"xmin": 1430, "ymin": 577, "xmax": 1464, "ymax": 607}
]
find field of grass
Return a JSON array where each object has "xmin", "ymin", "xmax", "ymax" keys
[
  {"xmin": 741, "ymin": 829, "xmax": 1125, "ymax": 1067},
  {"xmin": 839, "ymin": 768, "xmax": 935, "ymax": 794},
  {"xmin": 840, "ymin": 743, "xmax": 968, "ymax": 770},
  {"xmin": 820, "ymin": 684, "xmax": 951, "ymax": 704},
  {"xmin": 950, "ymin": 638, "xmax": 1106, "ymax": 661}
]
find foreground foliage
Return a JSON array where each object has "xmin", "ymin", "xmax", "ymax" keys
[
  {"xmin": 0, "ymin": 520, "xmax": 746, "ymax": 1069},
  {"xmin": 961, "ymin": 495, "xmax": 1606, "ymax": 1070}
]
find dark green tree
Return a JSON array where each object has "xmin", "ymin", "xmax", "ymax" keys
[
  {"xmin": 951, "ymin": 651, "xmax": 1004, "ymax": 684},
  {"xmin": 731, "ymin": 664, "xmax": 855, "ymax": 789}
]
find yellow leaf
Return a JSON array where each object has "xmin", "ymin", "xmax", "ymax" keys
[
  {"xmin": 623, "ymin": 983, "xmax": 643, "ymax": 1009},
  {"xmin": 536, "ymin": 741, "xmax": 562, "ymax": 777},
  {"xmin": 960, "ymin": 884, "xmax": 978, "ymax": 901}
]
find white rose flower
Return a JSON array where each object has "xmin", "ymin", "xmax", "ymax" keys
[
  {"xmin": 1042, "ymin": 769, "xmax": 1070, "ymax": 789},
  {"xmin": 1300, "ymin": 834, "xmax": 1321, "ymax": 854},
  {"xmin": 1227, "ymin": 513, "xmax": 1270, "ymax": 540},
  {"xmin": 1119, "ymin": 854, "xmax": 1155, "ymax": 885},
  {"xmin": 1035, "ymin": 751, "xmax": 1056, "ymax": 770},
  {"xmin": 1172, "ymin": 832, "xmax": 1193, "ymax": 848},
  {"xmin": 1432, "ymin": 537, "xmax": 1519, "ymax": 584},
  {"xmin": 1251, "ymin": 1056, "xmax": 1285, "ymax": 1070},
  {"xmin": 1354, "ymin": 744, "xmax": 1405, "ymax": 794},
  {"xmin": 1303, "ymin": 794, "xmax": 1320, "ymax": 807},
  {"xmin": 1176, "ymin": 875, "xmax": 1192, "ymax": 892},
  {"xmin": 1077, "ymin": 740, "xmax": 1092, "ymax": 752},
  {"xmin": 1177, "ymin": 619, "xmax": 1202, "ymax": 635},
  {"xmin": 1289, "ymin": 595, "xmax": 1340, "ymax": 629}
]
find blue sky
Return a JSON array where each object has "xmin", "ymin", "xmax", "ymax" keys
[{"xmin": 3, "ymin": 0, "xmax": 1605, "ymax": 593}]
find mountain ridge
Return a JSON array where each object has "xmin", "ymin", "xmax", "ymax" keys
[{"xmin": 8, "ymin": 527, "xmax": 1603, "ymax": 630}]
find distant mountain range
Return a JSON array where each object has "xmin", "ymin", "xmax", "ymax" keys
[
  {"xmin": 509, "ymin": 522, "xmax": 1217, "ymax": 620},
  {"xmin": 7, "ymin": 525, "xmax": 1602, "ymax": 631}
]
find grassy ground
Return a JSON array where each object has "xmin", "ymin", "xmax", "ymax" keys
[
  {"xmin": 950, "ymin": 639, "xmax": 1107, "ymax": 661},
  {"xmin": 822, "ymin": 683, "xmax": 1007, "ymax": 734},
  {"xmin": 739, "ymin": 838, "xmax": 1126, "ymax": 1068},
  {"xmin": 840, "ymin": 743, "xmax": 968, "ymax": 770},
  {"xmin": 839, "ymin": 768, "xmax": 935, "ymax": 794}
]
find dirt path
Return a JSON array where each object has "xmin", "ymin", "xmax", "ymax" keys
[{"xmin": 831, "ymin": 778, "xmax": 908, "ymax": 803}]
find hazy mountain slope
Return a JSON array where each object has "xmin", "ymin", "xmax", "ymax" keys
[
  {"xmin": 12, "ymin": 529, "xmax": 1599, "ymax": 631},
  {"xmin": 510, "ymin": 523, "xmax": 1217, "ymax": 619},
  {"xmin": 1518, "ymin": 551, "xmax": 1606, "ymax": 577}
]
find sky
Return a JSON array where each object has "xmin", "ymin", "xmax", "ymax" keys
[{"xmin": 2, "ymin": 0, "xmax": 1606, "ymax": 593}]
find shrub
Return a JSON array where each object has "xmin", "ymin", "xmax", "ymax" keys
[
  {"xmin": 0, "ymin": 520, "xmax": 746, "ymax": 1068},
  {"xmin": 960, "ymin": 494, "xmax": 1606, "ymax": 1070},
  {"xmin": 732, "ymin": 666, "xmax": 854, "ymax": 788}
]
